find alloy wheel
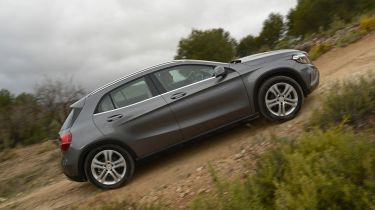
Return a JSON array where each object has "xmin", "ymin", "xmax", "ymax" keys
[
  {"xmin": 90, "ymin": 149, "xmax": 127, "ymax": 185},
  {"xmin": 265, "ymin": 82, "xmax": 299, "ymax": 117}
]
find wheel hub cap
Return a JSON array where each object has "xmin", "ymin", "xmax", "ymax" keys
[
  {"xmin": 106, "ymin": 163, "xmax": 112, "ymax": 170},
  {"xmin": 265, "ymin": 82, "xmax": 299, "ymax": 117},
  {"xmin": 91, "ymin": 149, "xmax": 127, "ymax": 185}
]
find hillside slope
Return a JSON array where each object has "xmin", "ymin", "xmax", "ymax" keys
[{"xmin": 1, "ymin": 32, "xmax": 375, "ymax": 210}]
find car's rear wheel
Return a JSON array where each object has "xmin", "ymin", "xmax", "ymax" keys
[
  {"xmin": 258, "ymin": 76, "xmax": 304, "ymax": 121},
  {"xmin": 84, "ymin": 144, "xmax": 134, "ymax": 189}
]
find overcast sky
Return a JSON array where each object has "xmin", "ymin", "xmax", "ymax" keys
[{"xmin": 0, "ymin": 0, "xmax": 296, "ymax": 94}]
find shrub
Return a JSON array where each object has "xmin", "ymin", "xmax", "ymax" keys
[
  {"xmin": 338, "ymin": 30, "xmax": 367, "ymax": 47},
  {"xmin": 324, "ymin": 17, "xmax": 347, "ymax": 37},
  {"xmin": 308, "ymin": 43, "xmax": 333, "ymax": 60},
  {"xmin": 0, "ymin": 149, "xmax": 18, "ymax": 162},
  {"xmin": 191, "ymin": 127, "xmax": 375, "ymax": 210},
  {"xmin": 274, "ymin": 38, "xmax": 299, "ymax": 50},
  {"xmin": 308, "ymin": 75, "xmax": 375, "ymax": 129},
  {"xmin": 359, "ymin": 16, "xmax": 375, "ymax": 32}
]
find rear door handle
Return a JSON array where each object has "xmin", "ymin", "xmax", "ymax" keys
[
  {"xmin": 170, "ymin": 92, "xmax": 187, "ymax": 100},
  {"xmin": 106, "ymin": 114, "xmax": 123, "ymax": 122}
]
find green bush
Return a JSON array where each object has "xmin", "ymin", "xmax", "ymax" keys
[
  {"xmin": 309, "ymin": 43, "xmax": 334, "ymax": 60},
  {"xmin": 308, "ymin": 75, "xmax": 375, "ymax": 129},
  {"xmin": 191, "ymin": 127, "xmax": 375, "ymax": 210},
  {"xmin": 359, "ymin": 15, "xmax": 375, "ymax": 32}
]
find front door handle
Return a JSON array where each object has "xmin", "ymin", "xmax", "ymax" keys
[
  {"xmin": 107, "ymin": 114, "xmax": 123, "ymax": 122},
  {"xmin": 170, "ymin": 92, "xmax": 187, "ymax": 100}
]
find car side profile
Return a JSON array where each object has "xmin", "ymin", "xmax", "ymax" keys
[{"xmin": 59, "ymin": 49, "xmax": 319, "ymax": 189}]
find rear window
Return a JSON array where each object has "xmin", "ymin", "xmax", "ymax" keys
[{"xmin": 61, "ymin": 108, "xmax": 81, "ymax": 130}]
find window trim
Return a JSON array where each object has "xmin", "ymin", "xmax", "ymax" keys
[
  {"xmin": 94, "ymin": 95, "xmax": 160, "ymax": 116},
  {"xmin": 161, "ymin": 77, "xmax": 215, "ymax": 95},
  {"xmin": 94, "ymin": 75, "xmax": 158, "ymax": 114}
]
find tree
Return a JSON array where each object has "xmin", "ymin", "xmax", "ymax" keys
[
  {"xmin": 0, "ymin": 78, "xmax": 86, "ymax": 151},
  {"xmin": 9, "ymin": 93, "xmax": 45, "ymax": 146},
  {"xmin": 0, "ymin": 89, "xmax": 14, "ymax": 150},
  {"xmin": 287, "ymin": 0, "xmax": 375, "ymax": 37},
  {"xmin": 175, "ymin": 28, "xmax": 237, "ymax": 62},
  {"xmin": 236, "ymin": 35, "xmax": 262, "ymax": 57},
  {"xmin": 259, "ymin": 13, "xmax": 284, "ymax": 48},
  {"xmin": 35, "ymin": 77, "xmax": 85, "ymax": 128},
  {"xmin": 0, "ymin": 89, "xmax": 13, "ymax": 110}
]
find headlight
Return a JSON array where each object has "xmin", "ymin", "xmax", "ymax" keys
[{"xmin": 292, "ymin": 54, "xmax": 311, "ymax": 64}]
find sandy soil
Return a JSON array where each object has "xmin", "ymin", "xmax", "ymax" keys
[{"xmin": 0, "ymin": 32, "xmax": 374, "ymax": 210}]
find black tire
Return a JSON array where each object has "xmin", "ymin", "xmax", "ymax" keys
[
  {"xmin": 258, "ymin": 76, "xmax": 304, "ymax": 122},
  {"xmin": 84, "ymin": 144, "xmax": 135, "ymax": 189}
]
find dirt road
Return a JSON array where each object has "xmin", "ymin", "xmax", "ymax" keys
[{"xmin": 1, "ymin": 32, "xmax": 374, "ymax": 210}]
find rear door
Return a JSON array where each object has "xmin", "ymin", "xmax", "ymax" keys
[
  {"xmin": 93, "ymin": 76, "xmax": 183, "ymax": 157},
  {"xmin": 152, "ymin": 64, "xmax": 251, "ymax": 140}
]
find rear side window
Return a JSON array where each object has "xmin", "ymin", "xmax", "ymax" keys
[
  {"xmin": 61, "ymin": 108, "xmax": 81, "ymax": 130},
  {"xmin": 97, "ymin": 95, "xmax": 114, "ymax": 113},
  {"xmin": 110, "ymin": 78, "xmax": 153, "ymax": 108},
  {"xmin": 95, "ymin": 77, "xmax": 154, "ymax": 113}
]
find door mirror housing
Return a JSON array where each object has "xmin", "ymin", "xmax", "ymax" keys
[{"xmin": 214, "ymin": 66, "xmax": 227, "ymax": 78}]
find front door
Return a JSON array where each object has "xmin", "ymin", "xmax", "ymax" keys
[{"xmin": 152, "ymin": 64, "xmax": 251, "ymax": 140}]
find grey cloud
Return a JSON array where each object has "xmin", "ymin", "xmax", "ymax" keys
[{"xmin": 0, "ymin": 0, "xmax": 296, "ymax": 94}]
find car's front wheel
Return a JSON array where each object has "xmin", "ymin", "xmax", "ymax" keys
[
  {"xmin": 258, "ymin": 76, "xmax": 304, "ymax": 122},
  {"xmin": 84, "ymin": 144, "xmax": 134, "ymax": 189}
]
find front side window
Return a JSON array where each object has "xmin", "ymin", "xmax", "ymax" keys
[
  {"xmin": 110, "ymin": 78, "xmax": 153, "ymax": 108},
  {"xmin": 154, "ymin": 65, "xmax": 214, "ymax": 91}
]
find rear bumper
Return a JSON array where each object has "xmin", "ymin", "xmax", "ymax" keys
[
  {"xmin": 63, "ymin": 169, "xmax": 86, "ymax": 182},
  {"xmin": 61, "ymin": 148, "xmax": 86, "ymax": 182}
]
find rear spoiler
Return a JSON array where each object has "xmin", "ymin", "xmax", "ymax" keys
[{"xmin": 70, "ymin": 97, "xmax": 86, "ymax": 108}]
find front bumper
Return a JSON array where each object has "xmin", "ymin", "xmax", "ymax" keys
[
  {"xmin": 309, "ymin": 65, "xmax": 320, "ymax": 93},
  {"xmin": 304, "ymin": 64, "xmax": 320, "ymax": 95}
]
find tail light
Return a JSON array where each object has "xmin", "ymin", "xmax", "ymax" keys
[{"xmin": 59, "ymin": 131, "xmax": 72, "ymax": 152}]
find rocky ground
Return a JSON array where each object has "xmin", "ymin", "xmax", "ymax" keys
[{"xmin": 0, "ymin": 32, "xmax": 374, "ymax": 210}]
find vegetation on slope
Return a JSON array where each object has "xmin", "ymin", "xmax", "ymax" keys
[
  {"xmin": 308, "ymin": 74, "xmax": 375, "ymax": 130},
  {"xmin": 190, "ymin": 74, "xmax": 375, "ymax": 210},
  {"xmin": 191, "ymin": 127, "xmax": 375, "ymax": 210}
]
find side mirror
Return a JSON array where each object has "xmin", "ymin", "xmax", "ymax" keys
[{"xmin": 214, "ymin": 66, "xmax": 227, "ymax": 78}]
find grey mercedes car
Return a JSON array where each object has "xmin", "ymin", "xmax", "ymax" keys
[{"xmin": 59, "ymin": 49, "xmax": 319, "ymax": 189}]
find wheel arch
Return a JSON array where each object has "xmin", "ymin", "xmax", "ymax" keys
[
  {"xmin": 78, "ymin": 139, "xmax": 138, "ymax": 180},
  {"xmin": 253, "ymin": 68, "xmax": 308, "ymax": 111}
]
